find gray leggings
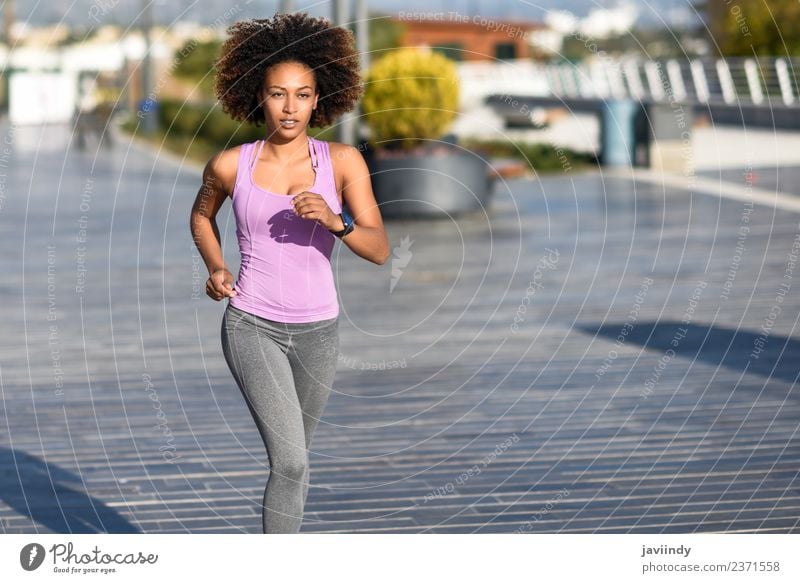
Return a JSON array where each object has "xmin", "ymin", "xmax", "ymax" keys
[{"xmin": 220, "ymin": 303, "xmax": 339, "ymax": 533}]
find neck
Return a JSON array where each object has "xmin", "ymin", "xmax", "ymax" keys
[{"xmin": 260, "ymin": 133, "xmax": 309, "ymax": 162}]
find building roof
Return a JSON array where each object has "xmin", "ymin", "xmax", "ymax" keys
[{"xmin": 391, "ymin": 14, "xmax": 545, "ymax": 32}]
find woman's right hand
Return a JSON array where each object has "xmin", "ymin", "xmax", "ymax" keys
[{"xmin": 206, "ymin": 268, "xmax": 237, "ymax": 301}]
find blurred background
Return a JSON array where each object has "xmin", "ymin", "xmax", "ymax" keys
[
  {"xmin": 1, "ymin": 0, "xmax": 799, "ymax": 535},
  {"xmin": 2, "ymin": 0, "xmax": 798, "ymax": 167}
]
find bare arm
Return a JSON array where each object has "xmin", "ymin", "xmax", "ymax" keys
[
  {"xmin": 189, "ymin": 149, "xmax": 238, "ymax": 299},
  {"xmin": 333, "ymin": 144, "xmax": 390, "ymax": 265}
]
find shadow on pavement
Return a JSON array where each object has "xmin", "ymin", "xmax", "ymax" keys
[
  {"xmin": 579, "ymin": 321, "xmax": 800, "ymax": 385},
  {"xmin": 0, "ymin": 446, "xmax": 139, "ymax": 533}
]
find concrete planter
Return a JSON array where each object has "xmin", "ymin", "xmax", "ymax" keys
[{"xmin": 362, "ymin": 141, "xmax": 494, "ymax": 219}]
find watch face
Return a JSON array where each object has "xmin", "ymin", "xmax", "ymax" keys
[{"xmin": 342, "ymin": 208, "xmax": 353, "ymax": 224}]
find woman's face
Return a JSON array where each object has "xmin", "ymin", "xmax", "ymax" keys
[{"xmin": 260, "ymin": 61, "xmax": 319, "ymax": 135}]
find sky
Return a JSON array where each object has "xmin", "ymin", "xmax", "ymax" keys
[{"xmin": 9, "ymin": 0, "xmax": 702, "ymax": 30}]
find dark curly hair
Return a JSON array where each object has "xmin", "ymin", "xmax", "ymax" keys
[{"xmin": 213, "ymin": 12, "xmax": 364, "ymax": 129}]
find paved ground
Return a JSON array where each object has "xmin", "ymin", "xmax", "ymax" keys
[
  {"xmin": 696, "ymin": 165, "xmax": 800, "ymax": 197},
  {"xmin": 1, "ymin": 120, "xmax": 798, "ymax": 534}
]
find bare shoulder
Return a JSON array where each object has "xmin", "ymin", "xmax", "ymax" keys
[
  {"xmin": 203, "ymin": 145, "xmax": 242, "ymax": 197},
  {"xmin": 328, "ymin": 141, "xmax": 368, "ymax": 173}
]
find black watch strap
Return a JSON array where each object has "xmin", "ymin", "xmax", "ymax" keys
[{"xmin": 332, "ymin": 209, "xmax": 354, "ymax": 238}]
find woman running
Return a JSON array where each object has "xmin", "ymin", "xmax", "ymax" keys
[{"xmin": 189, "ymin": 12, "xmax": 389, "ymax": 533}]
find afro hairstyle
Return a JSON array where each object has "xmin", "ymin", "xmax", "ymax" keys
[{"xmin": 213, "ymin": 12, "xmax": 364, "ymax": 129}]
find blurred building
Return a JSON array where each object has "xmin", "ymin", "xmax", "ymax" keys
[
  {"xmin": 0, "ymin": 23, "xmax": 206, "ymax": 124},
  {"xmin": 392, "ymin": 15, "xmax": 544, "ymax": 61}
]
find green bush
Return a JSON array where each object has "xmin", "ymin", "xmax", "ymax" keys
[
  {"xmin": 157, "ymin": 98, "xmax": 257, "ymax": 145},
  {"xmin": 361, "ymin": 47, "xmax": 459, "ymax": 151},
  {"xmin": 172, "ymin": 40, "xmax": 220, "ymax": 97}
]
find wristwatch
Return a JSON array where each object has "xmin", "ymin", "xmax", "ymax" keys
[{"xmin": 330, "ymin": 207, "xmax": 355, "ymax": 238}]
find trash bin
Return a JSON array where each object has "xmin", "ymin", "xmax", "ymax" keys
[{"xmin": 600, "ymin": 99, "xmax": 639, "ymax": 167}]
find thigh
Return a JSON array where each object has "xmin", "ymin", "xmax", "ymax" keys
[
  {"xmin": 221, "ymin": 306, "xmax": 307, "ymax": 457},
  {"xmin": 286, "ymin": 317, "xmax": 339, "ymax": 445}
]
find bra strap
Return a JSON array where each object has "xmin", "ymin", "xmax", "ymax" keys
[{"xmin": 309, "ymin": 137, "xmax": 318, "ymax": 168}]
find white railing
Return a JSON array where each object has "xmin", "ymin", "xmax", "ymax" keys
[{"xmin": 459, "ymin": 57, "xmax": 800, "ymax": 107}]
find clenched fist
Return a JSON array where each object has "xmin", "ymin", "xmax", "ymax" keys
[
  {"xmin": 206, "ymin": 268, "xmax": 237, "ymax": 301},
  {"xmin": 291, "ymin": 191, "xmax": 341, "ymax": 231}
]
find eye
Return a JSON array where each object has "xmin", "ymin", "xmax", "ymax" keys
[
  {"xmin": 270, "ymin": 92, "xmax": 283, "ymax": 97},
  {"xmin": 300, "ymin": 93, "xmax": 310, "ymax": 98}
]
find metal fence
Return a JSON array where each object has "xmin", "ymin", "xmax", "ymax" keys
[{"xmin": 459, "ymin": 57, "xmax": 800, "ymax": 107}]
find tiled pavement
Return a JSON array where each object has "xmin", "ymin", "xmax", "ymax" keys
[{"xmin": 1, "ymin": 121, "xmax": 798, "ymax": 533}]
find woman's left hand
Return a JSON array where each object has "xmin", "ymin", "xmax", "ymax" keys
[{"xmin": 291, "ymin": 192, "xmax": 339, "ymax": 230}]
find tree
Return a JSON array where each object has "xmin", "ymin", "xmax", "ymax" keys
[
  {"xmin": 359, "ymin": 13, "xmax": 405, "ymax": 60},
  {"xmin": 697, "ymin": 0, "xmax": 800, "ymax": 56},
  {"xmin": 173, "ymin": 39, "xmax": 221, "ymax": 97}
]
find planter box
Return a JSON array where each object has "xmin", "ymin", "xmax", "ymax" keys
[{"xmin": 363, "ymin": 142, "xmax": 494, "ymax": 219}]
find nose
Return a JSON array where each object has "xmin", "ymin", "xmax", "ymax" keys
[{"xmin": 283, "ymin": 96, "xmax": 298, "ymax": 113}]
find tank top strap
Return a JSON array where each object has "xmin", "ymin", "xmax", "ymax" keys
[
  {"xmin": 235, "ymin": 140, "xmax": 258, "ymax": 190},
  {"xmin": 250, "ymin": 139, "xmax": 265, "ymax": 171},
  {"xmin": 234, "ymin": 141, "xmax": 249, "ymax": 192}
]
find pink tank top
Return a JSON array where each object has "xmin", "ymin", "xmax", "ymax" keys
[{"xmin": 227, "ymin": 136, "xmax": 342, "ymax": 323}]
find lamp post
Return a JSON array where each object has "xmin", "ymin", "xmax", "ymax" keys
[
  {"xmin": 334, "ymin": 0, "xmax": 368, "ymax": 146},
  {"xmin": 279, "ymin": 0, "xmax": 367, "ymax": 146},
  {"xmin": 3, "ymin": 0, "xmax": 12, "ymax": 49},
  {"xmin": 140, "ymin": 0, "xmax": 157, "ymax": 134},
  {"xmin": 3, "ymin": 0, "xmax": 15, "ymax": 115},
  {"xmin": 356, "ymin": 0, "xmax": 368, "ymax": 73},
  {"xmin": 355, "ymin": 0, "xmax": 368, "ymax": 142}
]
